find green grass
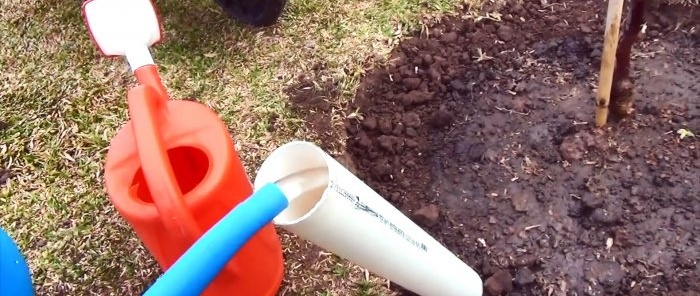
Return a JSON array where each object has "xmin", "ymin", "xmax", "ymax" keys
[
  {"xmin": 0, "ymin": 0, "xmax": 477, "ymax": 294},
  {"xmin": 355, "ymin": 279, "xmax": 380, "ymax": 296}
]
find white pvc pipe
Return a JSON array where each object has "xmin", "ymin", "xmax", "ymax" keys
[{"xmin": 254, "ymin": 141, "xmax": 483, "ymax": 296}]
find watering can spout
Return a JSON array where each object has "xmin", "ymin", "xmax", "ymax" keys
[{"xmin": 132, "ymin": 64, "xmax": 169, "ymax": 104}]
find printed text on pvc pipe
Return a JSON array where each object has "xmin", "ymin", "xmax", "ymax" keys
[{"xmin": 330, "ymin": 180, "xmax": 428, "ymax": 252}]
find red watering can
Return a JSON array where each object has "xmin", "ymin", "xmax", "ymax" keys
[{"xmin": 81, "ymin": 0, "xmax": 284, "ymax": 294}]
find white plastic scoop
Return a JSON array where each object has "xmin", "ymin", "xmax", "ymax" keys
[{"xmin": 82, "ymin": 0, "xmax": 162, "ymax": 70}]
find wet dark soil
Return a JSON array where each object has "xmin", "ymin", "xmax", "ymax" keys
[{"xmin": 291, "ymin": 1, "xmax": 699, "ymax": 295}]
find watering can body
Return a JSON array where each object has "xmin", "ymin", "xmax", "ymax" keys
[{"xmin": 103, "ymin": 82, "xmax": 283, "ymax": 295}]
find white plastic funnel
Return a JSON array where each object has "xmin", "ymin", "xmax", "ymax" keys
[
  {"xmin": 82, "ymin": 0, "xmax": 162, "ymax": 68},
  {"xmin": 254, "ymin": 141, "xmax": 483, "ymax": 296}
]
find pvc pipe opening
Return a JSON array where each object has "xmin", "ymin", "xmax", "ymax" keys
[
  {"xmin": 274, "ymin": 167, "xmax": 328, "ymax": 225},
  {"xmin": 254, "ymin": 142, "xmax": 331, "ymax": 226}
]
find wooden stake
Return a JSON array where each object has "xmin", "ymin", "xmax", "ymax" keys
[{"xmin": 595, "ymin": 0, "xmax": 626, "ymax": 127}]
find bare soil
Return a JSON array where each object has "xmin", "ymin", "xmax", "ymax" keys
[{"xmin": 289, "ymin": 1, "xmax": 699, "ymax": 295}]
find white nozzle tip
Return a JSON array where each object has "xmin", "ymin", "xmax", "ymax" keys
[{"xmin": 124, "ymin": 44, "xmax": 155, "ymax": 71}]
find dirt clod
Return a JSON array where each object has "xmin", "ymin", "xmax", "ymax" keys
[
  {"xmin": 429, "ymin": 109, "xmax": 454, "ymax": 128},
  {"xmin": 403, "ymin": 77, "xmax": 422, "ymax": 90},
  {"xmin": 411, "ymin": 204, "xmax": 440, "ymax": 227},
  {"xmin": 440, "ymin": 32, "xmax": 458, "ymax": 43},
  {"xmin": 497, "ymin": 25, "xmax": 514, "ymax": 42},
  {"xmin": 0, "ymin": 170, "xmax": 10, "ymax": 187},
  {"xmin": 514, "ymin": 267, "xmax": 536, "ymax": 286},
  {"xmin": 403, "ymin": 112, "xmax": 422, "ymax": 128},
  {"xmin": 590, "ymin": 207, "xmax": 620, "ymax": 225},
  {"xmin": 362, "ymin": 116, "xmax": 378, "ymax": 130},
  {"xmin": 509, "ymin": 186, "xmax": 537, "ymax": 213},
  {"xmin": 586, "ymin": 261, "xmax": 625, "ymax": 289},
  {"xmin": 484, "ymin": 270, "xmax": 514, "ymax": 296},
  {"xmin": 559, "ymin": 135, "xmax": 586, "ymax": 161},
  {"xmin": 378, "ymin": 118, "xmax": 393, "ymax": 134},
  {"xmin": 401, "ymin": 90, "xmax": 433, "ymax": 107}
]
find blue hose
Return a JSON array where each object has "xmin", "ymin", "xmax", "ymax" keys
[
  {"xmin": 142, "ymin": 182, "xmax": 288, "ymax": 296},
  {"xmin": 0, "ymin": 227, "xmax": 34, "ymax": 296}
]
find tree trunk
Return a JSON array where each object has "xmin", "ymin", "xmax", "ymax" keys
[{"xmin": 610, "ymin": 0, "xmax": 647, "ymax": 117}]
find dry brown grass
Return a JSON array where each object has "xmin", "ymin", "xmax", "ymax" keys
[{"xmin": 664, "ymin": 0, "xmax": 699, "ymax": 6}]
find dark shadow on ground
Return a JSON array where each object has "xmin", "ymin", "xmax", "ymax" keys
[{"xmin": 152, "ymin": 0, "xmax": 259, "ymax": 62}]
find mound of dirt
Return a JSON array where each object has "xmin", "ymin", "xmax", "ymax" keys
[{"xmin": 340, "ymin": 1, "xmax": 699, "ymax": 295}]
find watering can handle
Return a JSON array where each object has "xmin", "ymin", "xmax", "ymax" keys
[{"xmin": 127, "ymin": 84, "xmax": 200, "ymax": 242}]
